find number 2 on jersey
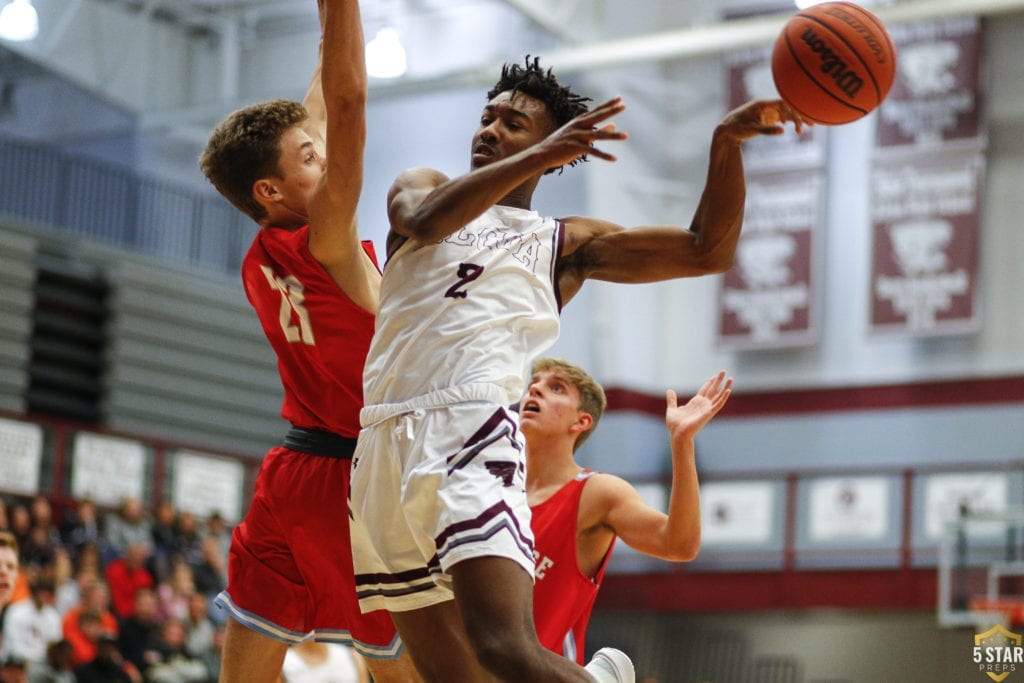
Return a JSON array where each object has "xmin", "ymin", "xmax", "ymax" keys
[
  {"xmin": 445, "ymin": 262, "xmax": 484, "ymax": 299},
  {"xmin": 260, "ymin": 265, "xmax": 315, "ymax": 345}
]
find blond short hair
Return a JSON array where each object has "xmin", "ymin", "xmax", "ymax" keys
[
  {"xmin": 0, "ymin": 530, "xmax": 18, "ymax": 558},
  {"xmin": 531, "ymin": 357, "xmax": 607, "ymax": 452}
]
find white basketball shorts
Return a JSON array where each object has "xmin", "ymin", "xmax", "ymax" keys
[{"xmin": 350, "ymin": 383, "xmax": 536, "ymax": 614}]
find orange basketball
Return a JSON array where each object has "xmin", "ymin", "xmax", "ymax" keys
[{"xmin": 771, "ymin": 1, "xmax": 896, "ymax": 125}]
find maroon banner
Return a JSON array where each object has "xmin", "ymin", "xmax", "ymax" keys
[
  {"xmin": 869, "ymin": 153, "xmax": 983, "ymax": 335},
  {"xmin": 876, "ymin": 17, "xmax": 982, "ymax": 152},
  {"xmin": 718, "ymin": 172, "xmax": 822, "ymax": 348}
]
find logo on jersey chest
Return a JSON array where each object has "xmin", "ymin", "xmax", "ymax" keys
[{"xmin": 443, "ymin": 224, "xmax": 543, "ymax": 270}]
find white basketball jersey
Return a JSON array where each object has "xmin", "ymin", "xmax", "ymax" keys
[{"xmin": 363, "ymin": 205, "xmax": 564, "ymax": 407}]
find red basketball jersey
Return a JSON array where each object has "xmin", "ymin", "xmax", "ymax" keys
[
  {"xmin": 530, "ymin": 469, "xmax": 616, "ymax": 664},
  {"xmin": 242, "ymin": 226, "xmax": 377, "ymax": 438}
]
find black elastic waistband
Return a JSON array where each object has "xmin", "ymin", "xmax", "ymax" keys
[{"xmin": 282, "ymin": 427, "xmax": 356, "ymax": 459}]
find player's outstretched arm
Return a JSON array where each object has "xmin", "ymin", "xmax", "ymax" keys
[
  {"xmin": 300, "ymin": 43, "xmax": 326, "ymax": 158},
  {"xmin": 300, "ymin": 0, "xmax": 329, "ymax": 157},
  {"xmin": 596, "ymin": 371, "xmax": 731, "ymax": 562},
  {"xmin": 388, "ymin": 98, "xmax": 627, "ymax": 244},
  {"xmin": 684, "ymin": 99, "xmax": 806, "ymax": 267},
  {"xmin": 556, "ymin": 101, "xmax": 805, "ymax": 298},
  {"xmin": 306, "ymin": 0, "xmax": 378, "ymax": 311}
]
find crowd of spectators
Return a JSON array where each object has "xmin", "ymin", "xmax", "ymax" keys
[{"xmin": 0, "ymin": 494, "xmax": 229, "ymax": 683}]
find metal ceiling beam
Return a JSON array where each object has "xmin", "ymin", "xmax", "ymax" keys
[
  {"xmin": 540, "ymin": 0, "xmax": 1024, "ymax": 73},
  {"xmin": 41, "ymin": 0, "xmax": 87, "ymax": 57},
  {"xmin": 139, "ymin": 0, "xmax": 1024, "ymax": 128},
  {"xmin": 98, "ymin": 0, "xmax": 215, "ymax": 31},
  {"xmin": 496, "ymin": 0, "xmax": 577, "ymax": 42},
  {"xmin": 365, "ymin": 0, "xmax": 1024, "ymax": 100}
]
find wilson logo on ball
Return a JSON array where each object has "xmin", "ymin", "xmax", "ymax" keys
[{"xmin": 799, "ymin": 27, "xmax": 865, "ymax": 99}]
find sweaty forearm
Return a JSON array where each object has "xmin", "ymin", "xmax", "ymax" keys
[{"xmin": 687, "ymin": 127, "xmax": 747, "ymax": 271}]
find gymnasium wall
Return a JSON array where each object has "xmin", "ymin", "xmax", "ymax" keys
[
  {"xmin": 0, "ymin": 218, "xmax": 286, "ymax": 456},
  {"xmin": 0, "ymin": 229, "xmax": 35, "ymax": 413}
]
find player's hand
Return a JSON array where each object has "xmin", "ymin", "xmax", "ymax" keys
[
  {"xmin": 718, "ymin": 99, "xmax": 809, "ymax": 141},
  {"xmin": 665, "ymin": 370, "xmax": 733, "ymax": 441},
  {"xmin": 537, "ymin": 97, "xmax": 629, "ymax": 169}
]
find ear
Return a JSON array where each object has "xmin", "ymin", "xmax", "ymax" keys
[
  {"xmin": 252, "ymin": 178, "xmax": 281, "ymax": 205},
  {"xmin": 570, "ymin": 411, "xmax": 594, "ymax": 436}
]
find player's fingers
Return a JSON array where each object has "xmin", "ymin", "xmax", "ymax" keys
[
  {"xmin": 592, "ymin": 96, "xmax": 624, "ymax": 111},
  {"xmin": 777, "ymin": 101, "xmax": 811, "ymax": 134},
  {"xmin": 665, "ymin": 389, "xmax": 679, "ymax": 410},
  {"xmin": 713, "ymin": 387, "xmax": 732, "ymax": 412},
  {"xmin": 582, "ymin": 97, "xmax": 626, "ymax": 124},
  {"xmin": 759, "ymin": 105, "xmax": 781, "ymax": 127},
  {"xmin": 700, "ymin": 374, "xmax": 718, "ymax": 395},
  {"xmin": 598, "ymin": 123, "xmax": 628, "ymax": 137},
  {"xmin": 585, "ymin": 145, "xmax": 618, "ymax": 162}
]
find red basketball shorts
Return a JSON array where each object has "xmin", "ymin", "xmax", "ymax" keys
[{"xmin": 215, "ymin": 445, "xmax": 400, "ymax": 659}]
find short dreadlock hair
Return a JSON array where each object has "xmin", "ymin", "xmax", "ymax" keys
[
  {"xmin": 199, "ymin": 99, "xmax": 308, "ymax": 223},
  {"xmin": 487, "ymin": 56, "xmax": 592, "ymax": 173}
]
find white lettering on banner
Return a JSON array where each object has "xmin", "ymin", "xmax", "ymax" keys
[
  {"xmin": 881, "ymin": 93, "xmax": 975, "ymax": 143},
  {"xmin": 0, "ymin": 418, "xmax": 43, "ymax": 495},
  {"xmin": 722, "ymin": 284, "xmax": 810, "ymax": 342},
  {"xmin": 743, "ymin": 182, "xmax": 819, "ymax": 233},
  {"xmin": 873, "ymin": 165, "xmax": 979, "ymax": 221},
  {"xmin": 875, "ymin": 271, "xmax": 969, "ymax": 330},
  {"xmin": 891, "ymin": 15, "xmax": 976, "ymax": 42},
  {"xmin": 173, "ymin": 450, "xmax": 244, "ymax": 522},
  {"xmin": 72, "ymin": 433, "xmax": 146, "ymax": 506}
]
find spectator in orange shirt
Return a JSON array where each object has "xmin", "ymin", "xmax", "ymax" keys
[{"xmin": 62, "ymin": 579, "xmax": 119, "ymax": 665}]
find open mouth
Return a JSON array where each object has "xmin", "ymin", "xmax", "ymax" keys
[{"xmin": 473, "ymin": 144, "xmax": 496, "ymax": 159}]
